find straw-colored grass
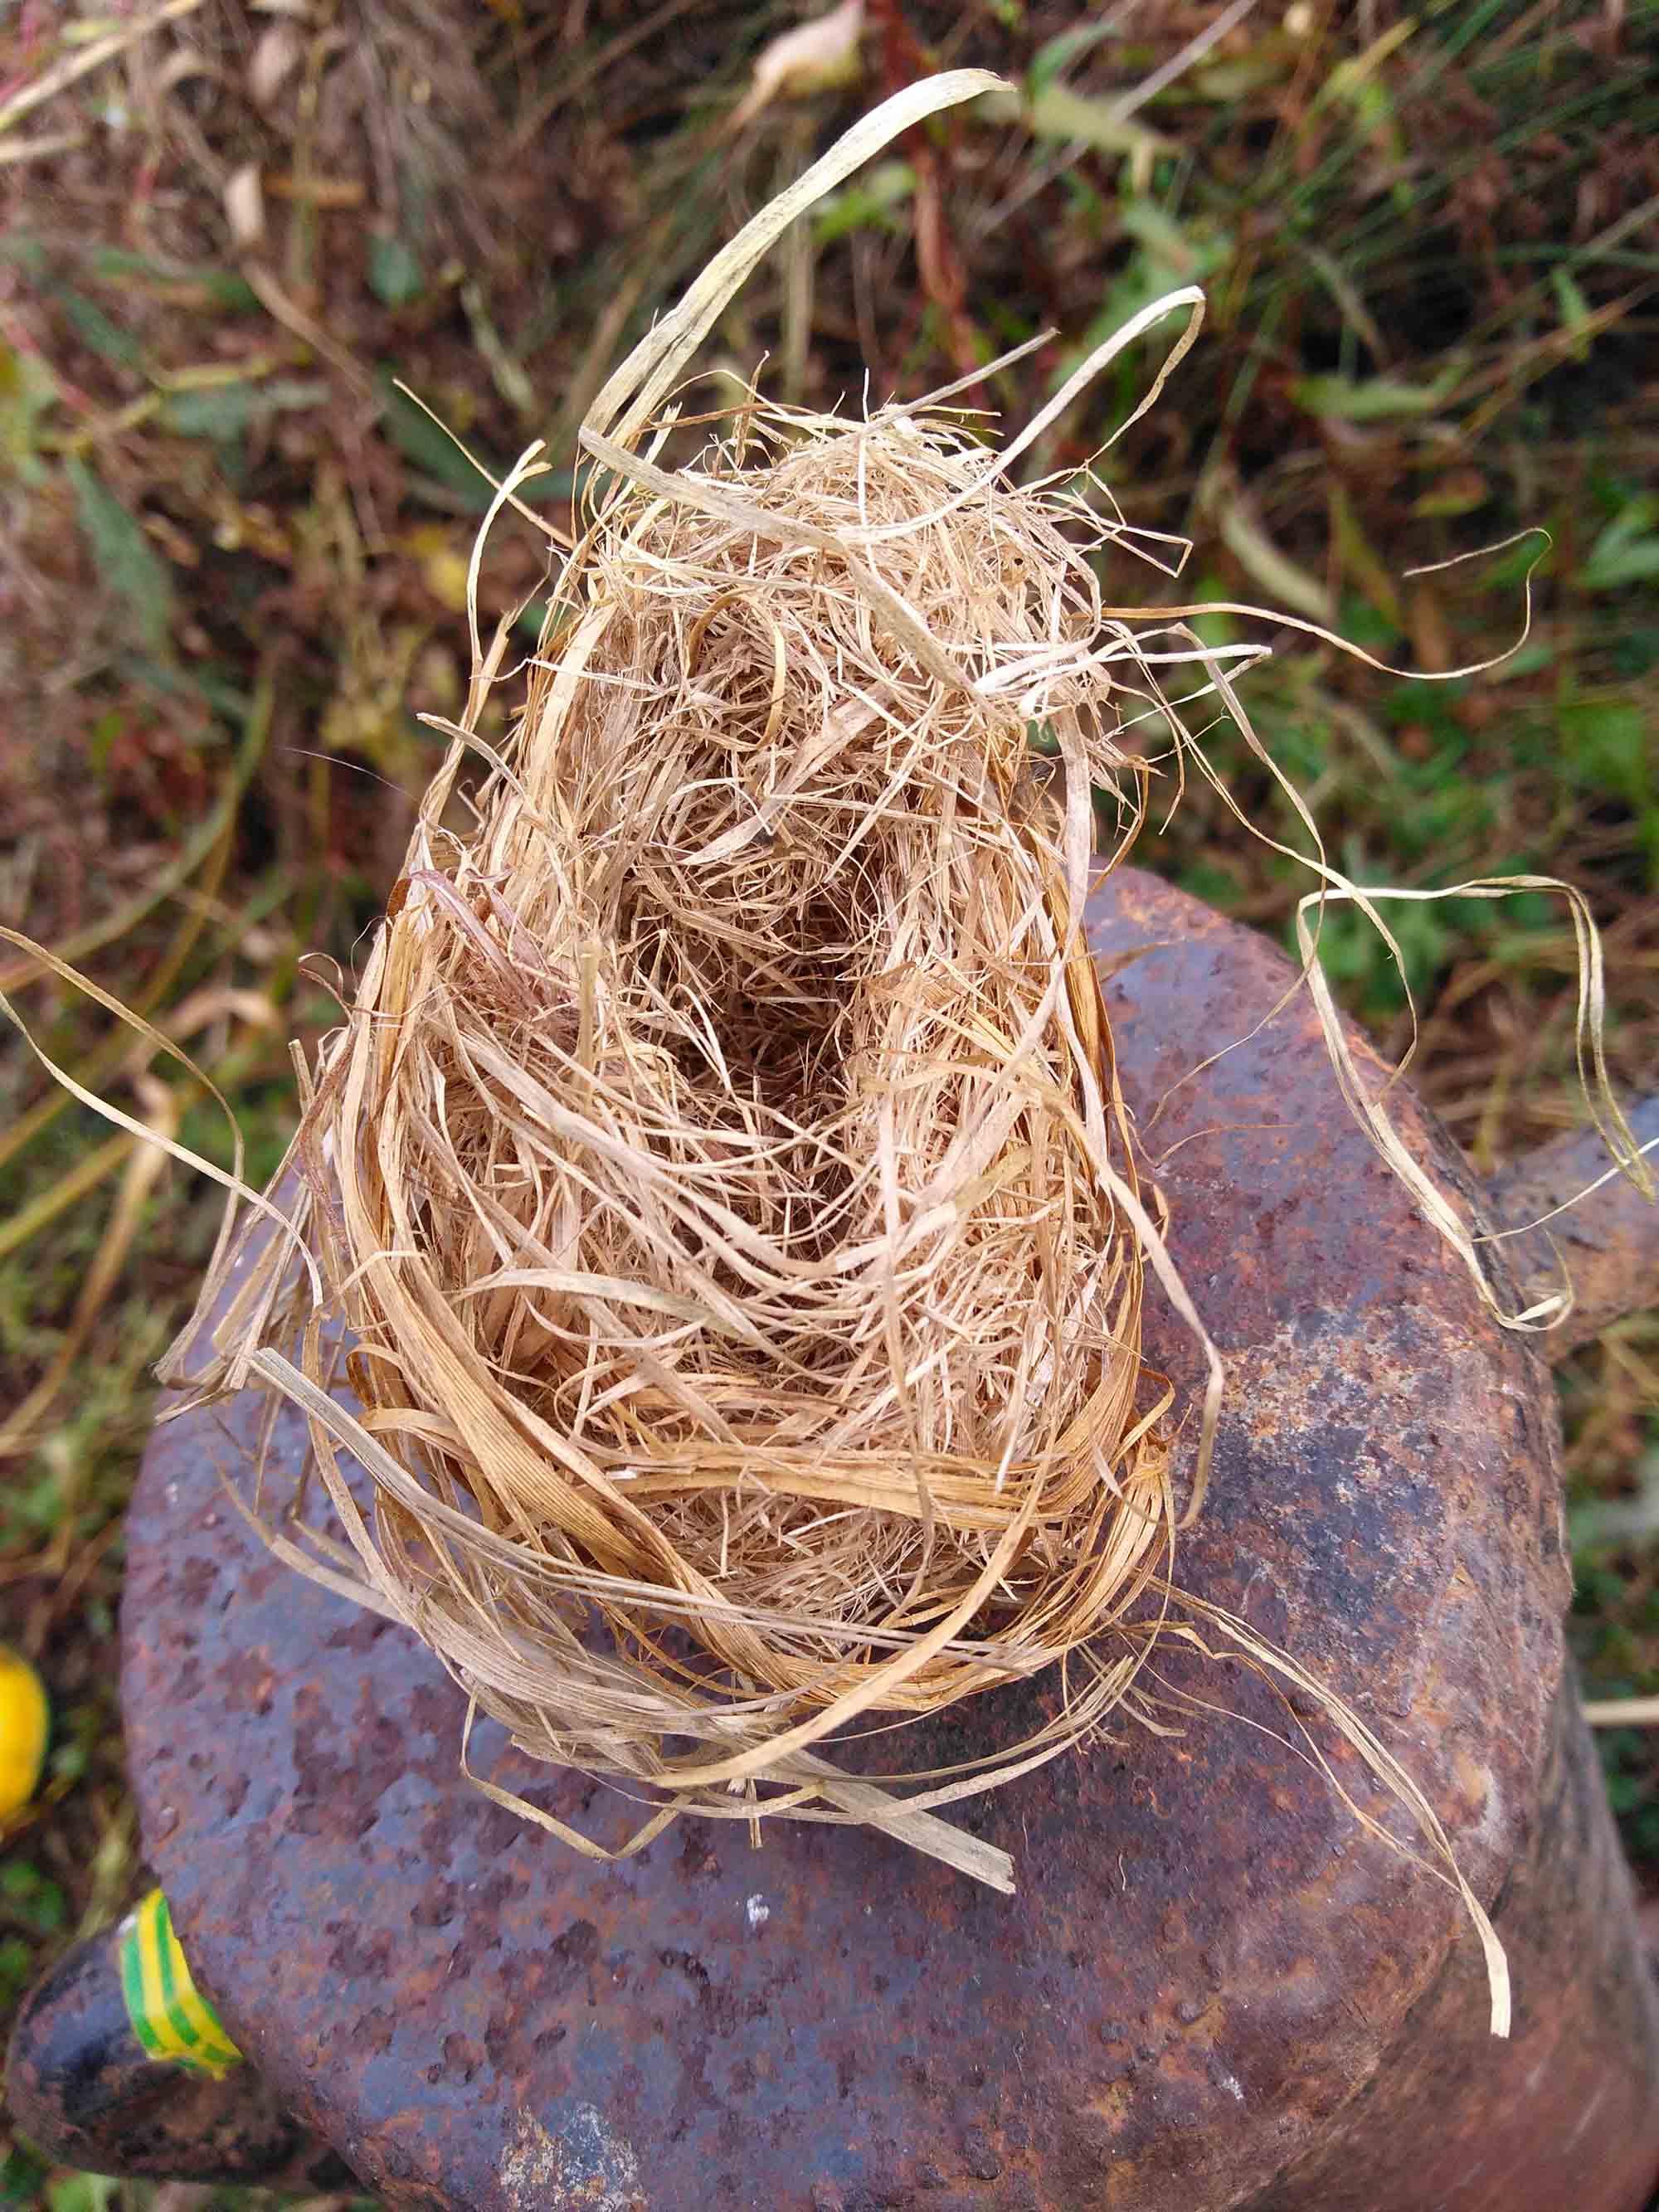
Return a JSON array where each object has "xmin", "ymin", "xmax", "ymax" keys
[
  {"xmin": 139, "ymin": 76, "xmax": 1228, "ymax": 1895},
  {"xmin": 182, "ymin": 380, "xmax": 1197, "ymax": 1883}
]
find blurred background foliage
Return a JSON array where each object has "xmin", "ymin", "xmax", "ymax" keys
[{"xmin": 1, "ymin": 2, "xmax": 1657, "ymax": 2202}]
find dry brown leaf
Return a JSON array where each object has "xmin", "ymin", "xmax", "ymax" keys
[{"xmin": 729, "ymin": 0, "xmax": 865, "ymax": 134}]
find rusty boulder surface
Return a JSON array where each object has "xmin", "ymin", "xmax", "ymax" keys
[
  {"xmin": 120, "ymin": 868, "xmax": 1659, "ymax": 2212},
  {"xmin": 1488, "ymin": 1092, "xmax": 1659, "ymax": 1354}
]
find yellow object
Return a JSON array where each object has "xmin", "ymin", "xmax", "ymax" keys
[
  {"xmin": 0, "ymin": 1643, "xmax": 48, "ymax": 1819},
  {"xmin": 119, "ymin": 1889, "xmax": 243, "ymax": 2077}
]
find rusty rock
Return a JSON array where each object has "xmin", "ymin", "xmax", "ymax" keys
[
  {"xmin": 1487, "ymin": 1093, "xmax": 1659, "ymax": 1353},
  {"xmin": 117, "ymin": 870, "xmax": 1659, "ymax": 2210}
]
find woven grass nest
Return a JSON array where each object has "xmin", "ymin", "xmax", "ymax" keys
[
  {"xmin": 148, "ymin": 78, "xmax": 1639, "ymax": 1996},
  {"xmin": 237, "ymin": 387, "xmax": 1173, "ymax": 1886},
  {"xmin": 165, "ymin": 75, "xmax": 1234, "ymax": 1889}
]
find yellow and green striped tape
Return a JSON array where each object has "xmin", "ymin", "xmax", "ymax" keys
[{"xmin": 119, "ymin": 1889, "xmax": 243, "ymax": 2078}]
